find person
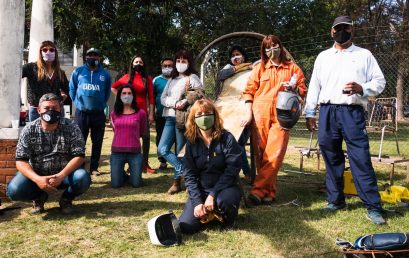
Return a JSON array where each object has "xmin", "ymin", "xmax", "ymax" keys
[
  {"xmin": 6, "ymin": 93, "xmax": 91, "ymax": 214},
  {"xmin": 304, "ymin": 16, "xmax": 387, "ymax": 225},
  {"xmin": 241, "ymin": 35, "xmax": 307, "ymax": 205},
  {"xmin": 69, "ymin": 48, "xmax": 111, "ymax": 176},
  {"xmin": 22, "ymin": 40, "xmax": 69, "ymax": 121},
  {"xmin": 158, "ymin": 49, "xmax": 203, "ymax": 194},
  {"xmin": 179, "ymin": 99, "xmax": 242, "ymax": 233},
  {"xmin": 217, "ymin": 45, "xmax": 252, "ymax": 183},
  {"xmin": 110, "ymin": 84, "xmax": 146, "ymax": 188},
  {"xmin": 112, "ymin": 56, "xmax": 155, "ymax": 174},
  {"xmin": 153, "ymin": 58, "xmax": 174, "ymax": 170}
]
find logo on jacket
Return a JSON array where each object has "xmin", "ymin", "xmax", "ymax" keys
[
  {"xmin": 100, "ymin": 75, "xmax": 105, "ymax": 81},
  {"xmin": 82, "ymin": 84, "xmax": 101, "ymax": 91}
]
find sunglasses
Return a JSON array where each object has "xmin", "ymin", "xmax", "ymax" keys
[{"xmin": 41, "ymin": 48, "xmax": 55, "ymax": 53}]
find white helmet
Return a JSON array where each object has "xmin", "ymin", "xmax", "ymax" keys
[
  {"xmin": 276, "ymin": 91, "xmax": 302, "ymax": 130},
  {"xmin": 147, "ymin": 211, "xmax": 182, "ymax": 246}
]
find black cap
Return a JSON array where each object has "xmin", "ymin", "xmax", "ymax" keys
[
  {"xmin": 332, "ymin": 16, "xmax": 353, "ymax": 28},
  {"xmin": 86, "ymin": 48, "xmax": 101, "ymax": 56}
]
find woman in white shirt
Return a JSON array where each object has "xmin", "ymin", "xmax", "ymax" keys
[{"xmin": 159, "ymin": 50, "xmax": 203, "ymax": 194}]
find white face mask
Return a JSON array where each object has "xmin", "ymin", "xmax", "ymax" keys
[
  {"xmin": 162, "ymin": 67, "xmax": 173, "ymax": 77},
  {"xmin": 230, "ymin": 55, "xmax": 243, "ymax": 64},
  {"xmin": 42, "ymin": 52, "xmax": 55, "ymax": 62},
  {"xmin": 120, "ymin": 95, "xmax": 133, "ymax": 105},
  {"xmin": 176, "ymin": 63, "xmax": 188, "ymax": 74}
]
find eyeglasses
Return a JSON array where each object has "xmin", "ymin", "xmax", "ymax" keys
[{"xmin": 41, "ymin": 48, "xmax": 55, "ymax": 53}]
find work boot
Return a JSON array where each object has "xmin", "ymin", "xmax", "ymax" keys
[
  {"xmin": 59, "ymin": 198, "xmax": 74, "ymax": 214},
  {"xmin": 31, "ymin": 192, "xmax": 48, "ymax": 214},
  {"xmin": 167, "ymin": 178, "xmax": 181, "ymax": 195}
]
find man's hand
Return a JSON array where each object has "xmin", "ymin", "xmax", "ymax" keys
[
  {"xmin": 48, "ymin": 173, "xmax": 65, "ymax": 188},
  {"xmin": 193, "ymin": 204, "xmax": 206, "ymax": 218},
  {"xmin": 344, "ymin": 82, "xmax": 363, "ymax": 96},
  {"xmin": 306, "ymin": 117, "xmax": 316, "ymax": 132},
  {"xmin": 204, "ymin": 195, "xmax": 214, "ymax": 212},
  {"xmin": 35, "ymin": 176, "xmax": 57, "ymax": 192}
]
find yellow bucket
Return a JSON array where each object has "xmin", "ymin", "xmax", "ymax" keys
[{"xmin": 343, "ymin": 171, "xmax": 358, "ymax": 195}]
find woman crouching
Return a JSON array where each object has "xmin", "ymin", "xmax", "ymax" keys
[{"xmin": 179, "ymin": 99, "xmax": 242, "ymax": 233}]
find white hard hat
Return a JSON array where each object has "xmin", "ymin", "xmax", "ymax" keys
[{"xmin": 147, "ymin": 211, "xmax": 182, "ymax": 246}]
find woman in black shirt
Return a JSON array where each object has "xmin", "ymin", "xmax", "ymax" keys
[
  {"xmin": 22, "ymin": 40, "xmax": 68, "ymax": 121},
  {"xmin": 179, "ymin": 99, "xmax": 242, "ymax": 233}
]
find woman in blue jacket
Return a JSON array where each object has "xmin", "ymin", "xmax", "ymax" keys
[{"xmin": 179, "ymin": 99, "xmax": 242, "ymax": 233}]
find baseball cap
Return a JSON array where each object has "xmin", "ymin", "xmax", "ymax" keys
[
  {"xmin": 86, "ymin": 48, "xmax": 101, "ymax": 56},
  {"xmin": 332, "ymin": 16, "xmax": 353, "ymax": 28}
]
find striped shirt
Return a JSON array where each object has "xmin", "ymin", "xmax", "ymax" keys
[{"xmin": 111, "ymin": 110, "xmax": 147, "ymax": 153}]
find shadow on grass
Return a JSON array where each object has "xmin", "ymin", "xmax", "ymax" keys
[
  {"xmin": 0, "ymin": 202, "xmax": 24, "ymax": 222},
  {"xmin": 41, "ymin": 199, "xmax": 186, "ymax": 221}
]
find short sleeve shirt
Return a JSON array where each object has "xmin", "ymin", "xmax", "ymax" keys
[{"xmin": 16, "ymin": 118, "xmax": 85, "ymax": 176}]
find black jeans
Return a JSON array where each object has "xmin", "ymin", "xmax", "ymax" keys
[{"xmin": 75, "ymin": 109, "xmax": 106, "ymax": 171}]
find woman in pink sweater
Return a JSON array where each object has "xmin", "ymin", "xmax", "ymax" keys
[{"xmin": 110, "ymin": 84, "xmax": 146, "ymax": 188}]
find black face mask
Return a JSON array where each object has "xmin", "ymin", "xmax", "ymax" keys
[
  {"xmin": 333, "ymin": 29, "xmax": 351, "ymax": 44},
  {"xmin": 133, "ymin": 64, "xmax": 144, "ymax": 73},
  {"xmin": 40, "ymin": 110, "xmax": 61, "ymax": 124},
  {"xmin": 86, "ymin": 58, "xmax": 99, "ymax": 67}
]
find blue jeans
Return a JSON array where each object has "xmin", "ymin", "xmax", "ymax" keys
[
  {"xmin": 110, "ymin": 152, "xmax": 143, "ymax": 188},
  {"xmin": 28, "ymin": 106, "xmax": 40, "ymax": 122},
  {"xmin": 157, "ymin": 117, "xmax": 186, "ymax": 179},
  {"xmin": 7, "ymin": 169, "xmax": 91, "ymax": 201}
]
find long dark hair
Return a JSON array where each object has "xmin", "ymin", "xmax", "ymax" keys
[
  {"xmin": 128, "ymin": 55, "xmax": 147, "ymax": 84},
  {"xmin": 170, "ymin": 49, "xmax": 197, "ymax": 79},
  {"xmin": 228, "ymin": 45, "xmax": 248, "ymax": 65},
  {"xmin": 114, "ymin": 84, "xmax": 139, "ymax": 115},
  {"xmin": 37, "ymin": 40, "xmax": 65, "ymax": 82}
]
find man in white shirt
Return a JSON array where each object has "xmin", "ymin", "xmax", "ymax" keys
[{"xmin": 304, "ymin": 16, "xmax": 386, "ymax": 225}]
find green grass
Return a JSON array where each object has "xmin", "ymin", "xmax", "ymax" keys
[{"xmin": 1, "ymin": 127, "xmax": 409, "ymax": 258}]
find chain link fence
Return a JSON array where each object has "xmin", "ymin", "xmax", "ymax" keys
[{"xmin": 198, "ymin": 28, "xmax": 409, "ymax": 158}]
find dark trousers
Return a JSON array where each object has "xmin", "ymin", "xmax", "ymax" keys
[
  {"xmin": 155, "ymin": 116, "xmax": 167, "ymax": 163},
  {"xmin": 179, "ymin": 186, "xmax": 241, "ymax": 234},
  {"xmin": 142, "ymin": 116, "xmax": 150, "ymax": 164},
  {"xmin": 75, "ymin": 109, "xmax": 106, "ymax": 171},
  {"xmin": 318, "ymin": 104, "xmax": 382, "ymax": 211},
  {"xmin": 238, "ymin": 127, "xmax": 251, "ymax": 176}
]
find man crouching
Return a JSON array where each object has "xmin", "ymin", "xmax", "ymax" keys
[{"xmin": 7, "ymin": 93, "xmax": 91, "ymax": 214}]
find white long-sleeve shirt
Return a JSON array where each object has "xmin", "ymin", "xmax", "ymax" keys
[
  {"xmin": 304, "ymin": 44, "xmax": 386, "ymax": 118},
  {"xmin": 160, "ymin": 74, "xmax": 203, "ymax": 117}
]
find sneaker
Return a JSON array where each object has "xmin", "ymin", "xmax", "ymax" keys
[
  {"xmin": 159, "ymin": 162, "xmax": 167, "ymax": 170},
  {"xmin": 320, "ymin": 203, "xmax": 347, "ymax": 213},
  {"xmin": 367, "ymin": 210, "xmax": 386, "ymax": 225},
  {"xmin": 247, "ymin": 193, "xmax": 261, "ymax": 206},
  {"xmin": 261, "ymin": 197, "xmax": 275, "ymax": 205},
  {"xmin": 59, "ymin": 198, "xmax": 74, "ymax": 214},
  {"xmin": 91, "ymin": 170, "xmax": 101, "ymax": 176},
  {"xmin": 31, "ymin": 192, "xmax": 48, "ymax": 214}
]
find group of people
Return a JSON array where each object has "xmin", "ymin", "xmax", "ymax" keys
[{"xmin": 7, "ymin": 15, "xmax": 388, "ymax": 235}]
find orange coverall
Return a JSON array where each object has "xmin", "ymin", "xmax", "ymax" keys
[{"xmin": 243, "ymin": 60, "xmax": 307, "ymax": 199}]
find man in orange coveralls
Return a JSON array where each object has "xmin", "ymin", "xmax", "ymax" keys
[{"xmin": 241, "ymin": 35, "xmax": 307, "ymax": 205}]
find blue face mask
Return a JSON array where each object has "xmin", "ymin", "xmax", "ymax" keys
[{"xmin": 86, "ymin": 58, "xmax": 99, "ymax": 67}]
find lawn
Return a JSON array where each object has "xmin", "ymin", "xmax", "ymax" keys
[{"xmin": 1, "ymin": 126, "xmax": 409, "ymax": 258}]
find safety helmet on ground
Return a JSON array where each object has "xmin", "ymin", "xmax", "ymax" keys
[
  {"xmin": 147, "ymin": 211, "xmax": 182, "ymax": 246},
  {"xmin": 276, "ymin": 91, "xmax": 302, "ymax": 130}
]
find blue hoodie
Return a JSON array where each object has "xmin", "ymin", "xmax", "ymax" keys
[{"xmin": 69, "ymin": 64, "xmax": 111, "ymax": 112}]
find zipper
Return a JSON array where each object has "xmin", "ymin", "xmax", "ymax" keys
[{"xmin": 91, "ymin": 71, "xmax": 93, "ymax": 84}]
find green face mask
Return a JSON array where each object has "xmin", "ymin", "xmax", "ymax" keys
[
  {"xmin": 195, "ymin": 114, "xmax": 215, "ymax": 131},
  {"xmin": 266, "ymin": 47, "xmax": 281, "ymax": 59}
]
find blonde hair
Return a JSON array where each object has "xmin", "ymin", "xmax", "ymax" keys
[
  {"xmin": 36, "ymin": 40, "xmax": 65, "ymax": 82},
  {"xmin": 185, "ymin": 99, "xmax": 224, "ymax": 143}
]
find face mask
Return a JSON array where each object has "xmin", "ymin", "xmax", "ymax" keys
[
  {"xmin": 42, "ymin": 52, "xmax": 55, "ymax": 62},
  {"xmin": 333, "ymin": 29, "xmax": 351, "ymax": 44},
  {"xmin": 120, "ymin": 95, "xmax": 133, "ymax": 105},
  {"xmin": 86, "ymin": 58, "xmax": 99, "ymax": 67},
  {"xmin": 230, "ymin": 55, "xmax": 243, "ymax": 64},
  {"xmin": 266, "ymin": 47, "xmax": 281, "ymax": 59},
  {"xmin": 133, "ymin": 64, "xmax": 144, "ymax": 73},
  {"xmin": 162, "ymin": 67, "xmax": 173, "ymax": 77},
  {"xmin": 40, "ymin": 110, "xmax": 61, "ymax": 124},
  {"xmin": 176, "ymin": 63, "xmax": 188, "ymax": 73},
  {"xmin": 195, "ymin": 114, "xmax": 215, "ymax": 131}
]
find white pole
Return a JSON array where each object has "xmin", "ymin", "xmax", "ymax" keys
[{"xmin": 0, "ymin": 0, "xmax": 25, "ymax": 129}]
